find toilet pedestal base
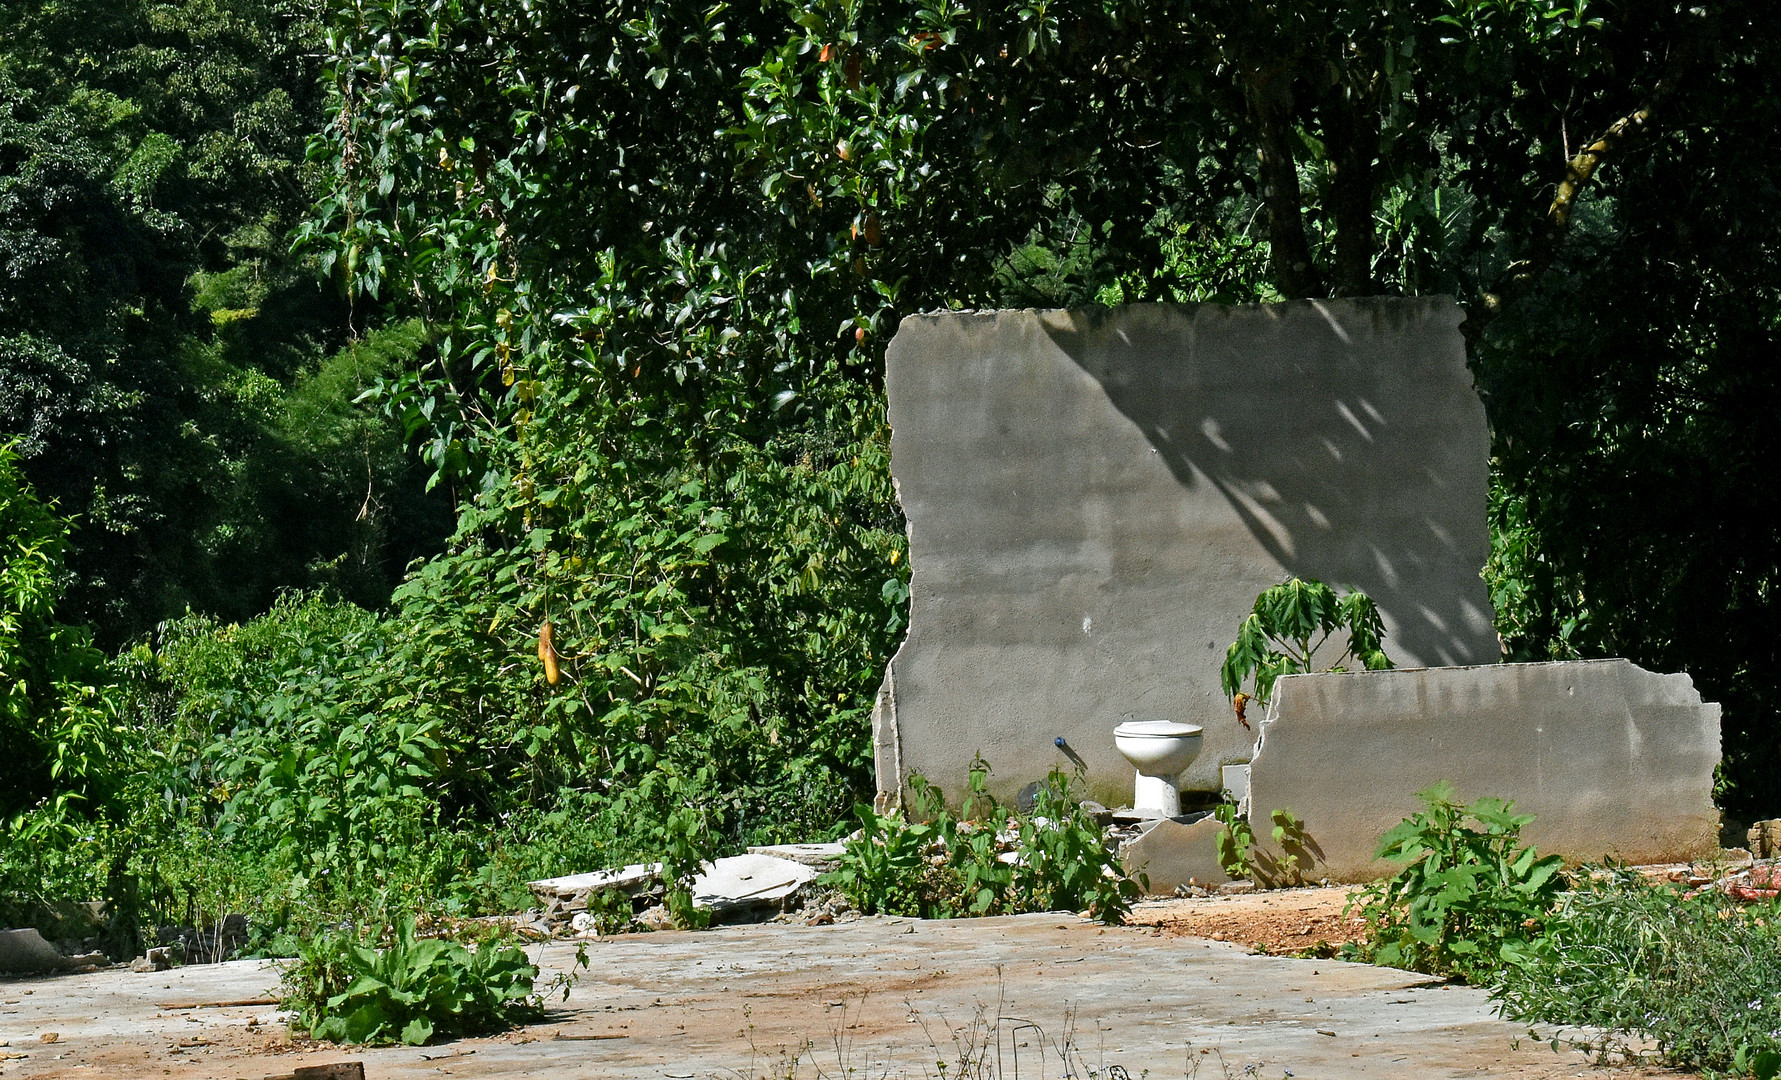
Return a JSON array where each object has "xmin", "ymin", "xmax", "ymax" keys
[{"xmin": 1132, "ymin": 772, "xmax": 1181, "ymax": 818}]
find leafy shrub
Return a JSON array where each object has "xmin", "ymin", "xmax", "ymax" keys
[
  {"xmin": 1213, "ymin": 797, "xmax": 1254, "ymax": 880},
  {"xmin": 821, "ymin": 803, "xmax": 940, "ymax": 918},
  {"xmin": 1343, "ymin": 782, "xmax": 1563, "ymax": 981},
  {"xmin": 1494, "ymin": 869, "xmax": 1781, "ymax": 1078},
  {"xmin": 822, "ymin": 761, "xmax": 1141, "ymax": 924},
  {"xmin": 281, "ymin": 917, "xmax": 548, "ymax": 1045},
  {"xmin": 0, "ymin": 444, "xmax": 123, "ymax": 825},
  {"xmin": 1220, "ymin": 578, "xmax": 1392, "ymax": 715},
  {"xmin": 1013, "ymin": 774, "xmax": 1143, "ymax": 920}
]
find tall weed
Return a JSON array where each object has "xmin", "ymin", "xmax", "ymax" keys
[
  {"xmin": 1344, "ymin": 782, "xmax": 1563, "ymax": 981},
  {"xmin": 822, "ymin": 762, "xmax": 1141, "ymax": 924},
  {"xmin": 280, "ymin": 916, "xmax": 554, "ymax": 1045}
]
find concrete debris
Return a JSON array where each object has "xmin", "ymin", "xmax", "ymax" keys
[
  {"xmin": 526, "ymin": 854, "xmax": 819, "ymax": 934},
  {"xmin": 1750, "ymin": 820, "xmax": 1781, "ymax": 859},
  {"xmin": 1217, "ymin": 880, "xmax": 1258, "ymax": 895},
  {"xmin": 773, "ymin": 890, "xmax": 857, "ymax": 926},
  {"xmin": 1699, "ymin": 862, "xmax": 1781, "ymax": 903},
  {"xmin": 0, "ymin": 928, "xmax": 107, "ymax": 975},
  {"xmin": 745, "ymin": 843, "xmax": 848, "ymax": 871},
  {"xmin": 529, "ymin": 863, "xmax": 663, "ymax": 904},
  {"xmin": 129, "ymin": 946, "xmax": 174, "ymax": 973},
  {"xmin": 692, "ymin": 854, "xmax": 818, "ymax": 919},
  {"xmin": 635, "ymin": 905, "xmax": 675, "ymax": 932},
  {"xmin": 1117, "ymin": 817, "xmax": 1232, "ymax": 895}
]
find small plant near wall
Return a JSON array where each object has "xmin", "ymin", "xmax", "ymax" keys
[
  {"xmin": 1213, "ymin": 796, "xmax": 1254, "ymax": 879},
  {"xmin": 820, "ymin": 758, "xmax": 1143, "ymax": 923},
  {"xmin": 1220, "ymin": 578, "xmax": 1393, "ymax": 726},
  {"xmin": 1214, "ymin": 801, "xmax": 1313, "ymax": 886},
  {"xmin": 1344, "ymin": 782, "xmax": 1563, "ymax": 981}
]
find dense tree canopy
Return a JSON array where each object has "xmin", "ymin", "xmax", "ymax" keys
[{"xmin": 0, "ymin": 0, "xmax": 450, "ymax": 640}]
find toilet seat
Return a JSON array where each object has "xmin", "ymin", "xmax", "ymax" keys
[{"xmin": 1113, "ymin": 720, "xmax": 1203, "ymax": 739}]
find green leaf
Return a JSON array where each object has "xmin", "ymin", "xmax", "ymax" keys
[{"xmin": 400, "ymin": 1015, "xmax": 436, "ymax": 1045}]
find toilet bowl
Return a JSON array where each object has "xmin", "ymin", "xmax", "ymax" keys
[{"xmin": 1113, "ymin": 720, "xmax": 1204, "ymax": 817}]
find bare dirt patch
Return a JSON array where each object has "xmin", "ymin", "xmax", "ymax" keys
[{"xmin": 1130, "ymin": 885, "xmax": 1369, "ymax": 955}]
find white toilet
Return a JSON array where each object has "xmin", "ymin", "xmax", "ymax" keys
[{"xmin": 1113, "ymin": 720, "xmax": 1205, "ymax": 818}]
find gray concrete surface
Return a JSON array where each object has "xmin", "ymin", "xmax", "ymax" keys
[
  {"xmin": 1119, "ymin": 816, "xmax": 1233, "ymax": 892},
  {"xmin": 1246, "ymin": 660, "xmax": 1722, "ymax": 881},
  {"xmin": 877, "ymin": 301, "xmax": 1497, "ymax": 809},
  {"xmin": 0, "ymin": 911, "xmax": 1637, "ymax": 1079}
]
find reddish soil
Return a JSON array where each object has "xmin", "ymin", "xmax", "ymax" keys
[{"xmin": 1130, "ymin": 885, "xmax": 1370, "ymax": 955}]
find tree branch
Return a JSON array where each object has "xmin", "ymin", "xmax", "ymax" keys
[
  {"xmin": 1244, "ymin": 65, "xmax": 1325, "ymax": 299},
  {"xmin": 1462, "ymin": 76, "xmax": 1678, "ymax": 345},
  {"xmin": 1323, "ymin": 86, "xmax": 1378, "ymax": 298}
]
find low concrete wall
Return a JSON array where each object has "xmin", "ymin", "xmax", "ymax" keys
[
  {"xmin": 876, "ymin": 300, "xmax": 1498, "ymax": 809},
  {"xmin": 1245, "ymin": 660, "xmax": 1722, "ymax": 881}
]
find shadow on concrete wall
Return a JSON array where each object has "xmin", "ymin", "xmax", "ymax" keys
[{"xmin": 1040, "ymin": 301, "xmax": 1495, "ymax": 668}]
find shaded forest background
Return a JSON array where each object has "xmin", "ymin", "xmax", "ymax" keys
[{"xmin": 1, "ymin": 0, "xmax": 1775, "ymax": 949}]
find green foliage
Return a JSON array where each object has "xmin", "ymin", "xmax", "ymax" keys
[
  {"xmin": 1212, "ymin": 797, "xmax": 1253, "ymax": 881},
  {"xmin": 1472, "ymin": 12, "xmax": 1781, "ymax": 814},
  {"xmin": 1220, "ymin": 579, "xmax": 1392, "ymax": 707},
  {"xmin": 1344, "ymin": 783, "xmax": 1563, "ymax": 981},
  {"xmin": 1212, "ymin": 802, "xmax": 1309, "ymax": 886},
  {"xmin": 281, "ymin": 917, "xmax": 547, "ymax": 1045},
  {"xmin": 0, "ymin": 445, "xmax": 122, "ymax": 824},
  {"xmin": 1015, "ymin": 774, "xmax": 1142, "ymax": 920},
  {"xmin": 822, "ymin": 762, "xmax": 1141, "ymax": 924},
  {"xmin": 302, "ymin": 0, "xmax": 1781, "ymax": 831},
  {"xmin": 0, "ymin": 0, "xmax": 448, "ymax": 641},
  {"xmin": 821, "ymin": 803, "xmax": 940, "ymax": 918},
  {"xmin": 1494, "ymin": 870, "xmax": 1781, "ymax": 1078},
  {"xmin": 1264, "ymin": 808, "xmax": 1310, "ymax": 887}
]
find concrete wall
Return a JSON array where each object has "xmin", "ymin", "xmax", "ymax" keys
[
  {"xmin": 1245, "ymin": 660, "xmax": 1722, "ymax": 881},
  {"xmin": 876, "ymin": 300, "xmax": 1498, "ymax": 810}
]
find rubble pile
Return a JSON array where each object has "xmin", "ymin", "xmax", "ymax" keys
[{"xmin": 524, "ymin": 853, "xmax": 832, "ymax": 936}]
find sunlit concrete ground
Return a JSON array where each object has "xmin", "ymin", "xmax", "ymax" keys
[{"xmin": 0, "ymin": 909, "xmax": 1671, "ymax": 1079}]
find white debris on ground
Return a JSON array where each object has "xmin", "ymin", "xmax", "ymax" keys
[{"xmin": 522, "ymin": 853, "xmax": 828, "ymax": 936}]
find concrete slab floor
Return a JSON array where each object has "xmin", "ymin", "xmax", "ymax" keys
[{"xmin": 0, "ymin": 912, "xmax": 1675, "ymax": 1080}]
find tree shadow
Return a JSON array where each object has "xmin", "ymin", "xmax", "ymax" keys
[{"xmin": 1038, "ymin": 301, "xmax": 1496, "ymax": 667}]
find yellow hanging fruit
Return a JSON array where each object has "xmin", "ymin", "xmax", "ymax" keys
[{"xmin": 538, "ymin": 619, "xmax": 561, "ymax": 685}]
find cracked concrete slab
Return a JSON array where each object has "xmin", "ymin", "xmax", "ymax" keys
[{"xmin": 0, "ymin": 909, "xmax": 1661, "ymax": 1079}]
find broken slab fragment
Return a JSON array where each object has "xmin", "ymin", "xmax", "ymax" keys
[
  {"xmin": 877, "ymin": 300, "xmax": 1496, "ymax": 811},
  {"xmin": 529, "ymin": 863, "xmax": 662, "ymax": 906},
  {"xmin": 0, "ymin": 928, "xmax": 104, "ymax": 975},
  {"xmin": 693, "ymin": 854, "xmax": 818, "ymax": 920},
  {"xmin": 745, "ymin": 843, "xmax": 847, "ymax": 872},
  {"xmin": 1117, "ymin": 816, "xmax": 1234, "ymax": 894},
  {"xmin": 1245, "ymin": 659, "xmax": 1722, "ymax": 882},
  {"xmin": 531, "ymin": 856, "xmax": 818, "ymax": 926}
]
